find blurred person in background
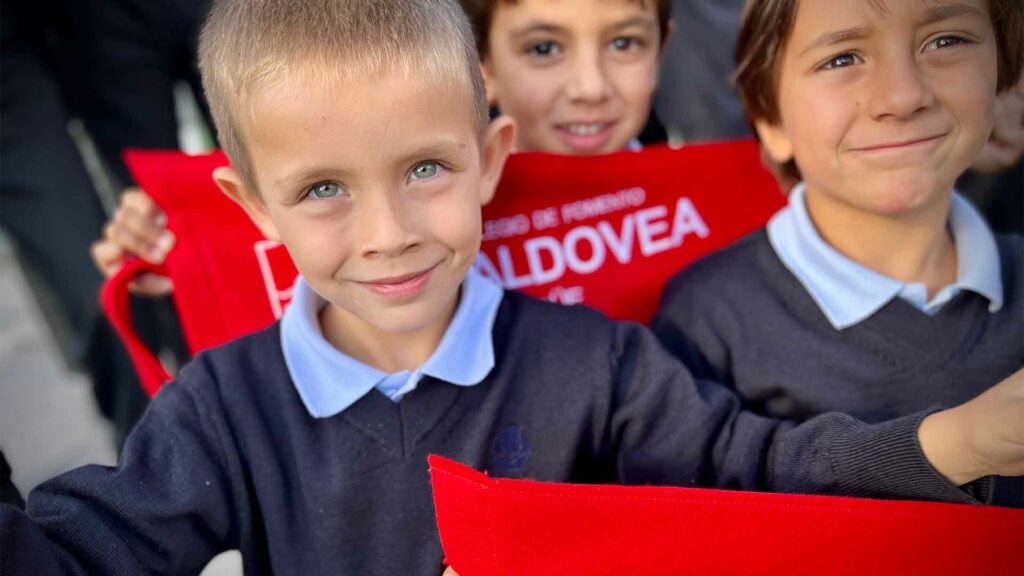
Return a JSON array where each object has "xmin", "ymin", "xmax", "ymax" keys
[{"xmin": 2, "ymin": 0, "xmax": 213, "ymax": 453}]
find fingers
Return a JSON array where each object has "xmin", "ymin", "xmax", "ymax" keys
[
  {"xmin": 90, "ymin": 187, "xmax": 177, "ymax": 297},
  {"xmin": 973, "ymin": 141, "xmax": 1023, "ymax": 174},
  {"xmin": 90, "ymin": 238, "xmax": 126, "ymax": 279},
  {"xmin": 91, "ymin": 238, "xmax": 174, "ymax": 296},
  {"xmin": 973, "ymin": 87, "xmax": 1024, "ymax": 173},
  {"xmin": 107, "ymin": 188, "xmax": 176, "ymax": 264},
  {"xmin": 129, "ymin": 273, "xmax": 175, "ymax": 297}
]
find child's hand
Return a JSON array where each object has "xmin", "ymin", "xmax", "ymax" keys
[
  {"xmin": 972, "ymin": 77, "xmax": 1024, "ymax": 174},
  {"xmin": 919, "ymin": 369, "xmax": 1024, "ymax": 486},
  {"xmin": 90, "ymin": 187, "xmax": 176, "ymax": 296},
  {"xmin": 442, "ymin": 568, "xmax": 459, "ymax": 576}
]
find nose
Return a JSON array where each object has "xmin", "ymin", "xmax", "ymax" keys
[
  {"xmin": 358, "ymin": 189, "xmax": 422, "ymax": 259},
  {"xmin": 867, "ymin": 53, "xmax": 935, "ymax": 121},
  {"xmin": 565, "ymin": 45, "xmax": 611, "ymax": 104}
]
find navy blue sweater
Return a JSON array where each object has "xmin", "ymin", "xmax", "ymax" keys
[
  {"xmin": 654, "ymin": 230, "xmax": 1022, "ymax": 506},
  {"xmin": 1, "ymin": 291, "xmax": 981, "ymax": 575}
]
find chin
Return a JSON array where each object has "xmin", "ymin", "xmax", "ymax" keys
[
  {"xmin": 858, "ymin": 177, "xmax": 946, "ymax": 217},
  {"xmin": 863, "ymin": 192, "xmax": 935, "ymax": 217},
  {"xmin": 372, "ymin": 302, "xmax": 451, "ymax": 335}
]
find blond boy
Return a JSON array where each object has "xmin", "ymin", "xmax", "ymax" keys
[{"xmin": 5, "ymin": 1, "xmax": 1024, "ymax": 574}]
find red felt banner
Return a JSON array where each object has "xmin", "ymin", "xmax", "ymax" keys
[
  {"xmin": 477, "ymin": 141, "xmax": 784, "ymax": 322},
  {"xmin": 429, "ymin": 455, "xmax": 1024, "ymax": 576},
  {"xmin": 104, "ymin": 142, "xmax": 784, "ymax": 395}
]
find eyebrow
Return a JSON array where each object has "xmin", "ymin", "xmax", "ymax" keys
[
  {"xmin": 799, "ymin": 2, "xmax": 984, "ymax": 58},
  {"xmin": 607, "ymin": 16, "xmax": 659, "ymax": 33},
  {"xmin": 509, "ymin": 22, "xmax": 568, "ymax": 42},
  {"xmin": 800, "ymin": 26, "xmax": 872, "ymax": 57},
  {"xmin": 509, "ymin": 15, "xmax": 657, "ymax": 42},
  {"xmin": 274, "ymin": 166, "xmax": 350, "ymax": 193},
  {"xmin": 272, "ymin": 140, "xmax": 471, "ymax": 192},
  {"xmin": 393, "ymin": 139, "xmax": 471, "ymax": 167},
  {"xmin": 918, "ymin": 2, "xmax": 984, "ymax": 26}
]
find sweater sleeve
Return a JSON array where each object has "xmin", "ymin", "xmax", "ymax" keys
[
  {"xmin": 651, "ymin": 273, "xmax": 732, "ymax": 385},
  {"xmin": 0, "ymin": 355, "xmax": 242, "ymax": 575},
  {"xmin": 607, "ymin": 322, "xmax": 986, "ymax": 504}
]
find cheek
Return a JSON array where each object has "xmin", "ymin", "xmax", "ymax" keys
[
  {"xmin": 784, "ymin": 85, "xmax": 855, "ymax": 160},
  {"xmin": 423, "ymin": 190, "xmax": 482, "ymax": 255},
  {"xmin": 613, "ymin": 60, "xmax": 658, "ymax": 122},
  {"xmin": 492, "ymin": 61, "xmax": 558, "ymax": 126},
  {"xmin": 272, "ymin": 210, "xmax": 351, "ymax": 278},
  {"xmin": 946, "ymin": 85, "xmax": 996, "ymax": 149}
]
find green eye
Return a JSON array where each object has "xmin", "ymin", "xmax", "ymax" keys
[
  {"xmin": 309, "ymin": 182, "xmax": 342, "ymax": 199},
  {"xmin": 411, "ymin": 161, "xmax": 440, "ymax": 180}
]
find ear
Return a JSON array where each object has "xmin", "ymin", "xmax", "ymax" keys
[
  {"xmin": 212, "ymin": 166, "xmax": 281, "ymax": 242},
  {"xmin": 480, "ymin": 61, "xmax": 499, "ymax": 107},
  {"xmin": 753, "ymin": 118, "xmax": 795, "ymax": 165},
  {"xmin": 478, "ymin": 115, "xmax": 517, "ymax": 206}
]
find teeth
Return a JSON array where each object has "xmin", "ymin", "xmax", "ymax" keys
[{"xmin": 563, "ymin": 123, "xmax": 605, "ymax": 136}]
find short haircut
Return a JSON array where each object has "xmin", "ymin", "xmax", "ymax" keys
[
  {"xmin": 199, "ymin": 0, "xmax": 489, "ymax": 190},
  {"xmin": 459, "ymin": 0, "xmax": 672, "ymax": 60}
]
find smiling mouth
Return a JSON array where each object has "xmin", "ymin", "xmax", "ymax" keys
[
  {"xmin": 357, "ymin": 263, "xmax": 440, "ymax": 300},
  {"xmin": 554, "ymin": 122, "xmax": 616, "ymax": 153},
  {"xmin": 557, "ymin": 122, "xmax": 614, "ymax": 136},
  {"xmin": 853, "ymin": 134, "xmax": 946, "ymax": 152}
]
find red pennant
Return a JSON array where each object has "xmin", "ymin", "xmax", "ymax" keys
[{"xmin": 429, "ymin": 455, "xmax": 1024, "ymax": 576}]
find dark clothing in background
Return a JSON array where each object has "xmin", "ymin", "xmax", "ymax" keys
[
  {"xmin": 958, "ymin": 165, "xmax": 1024, "ymax": 235},
  {"xmin": 0, "ymin": 453, "xmax": 23, "ymax": 510},
  {"xmin": 66, "ymin": 0, "xmax": 213, "ymax": 187},
  {"xmin": 654, "ymin": 0, "xmax": 750, "ymax": 144},
  {"xmin": 1, "ymin": 0, "xmax": 202, "ymax": 444}
]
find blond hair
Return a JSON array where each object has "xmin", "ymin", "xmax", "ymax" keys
[{"xmin": 199, "ymin": 0, "xmax": 489, "ymax": 190}]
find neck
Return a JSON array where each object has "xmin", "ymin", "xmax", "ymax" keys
[
  {"xmin": 803, "ymin": 187, "xmax": 958, "ymax": 299},
  {"xmin": 319, "ymin": 291, "xmax": 460, "ymax": 373}
]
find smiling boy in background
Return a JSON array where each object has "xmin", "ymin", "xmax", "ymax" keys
[{"xmin": 654, "ymin": 0, "xmax": 1024, "ymax": 506}]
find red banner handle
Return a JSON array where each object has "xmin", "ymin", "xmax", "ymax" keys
[{"xmin": 99, "ymin": 259, "xmax": 173, "ymax": 397}]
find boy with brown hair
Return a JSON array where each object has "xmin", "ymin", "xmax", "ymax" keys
[
  {"xmin": 460, "ymin": 0, "xmax": 670, "ymax": 154},
  {"xmin": 5, "ymin": 1, "xmax": 1024, "ymax": 574},
  {"xmin": 655, "ymin": 0, "xmax": 1024, "ymax": 506}
]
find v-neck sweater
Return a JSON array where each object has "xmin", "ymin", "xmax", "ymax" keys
[
  {"xmin": 4, "ymin": 291, "xmax": 990, "ymax": 574},
  {"xmin": 654, "ymin": 229, "xmax": 1023, "ymax": 506}
]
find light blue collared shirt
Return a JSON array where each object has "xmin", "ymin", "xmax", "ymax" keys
[
  {"xmin": 767, "ymin": 185, "xmax": 1003, "ymax": 330},
  {"xmin": 280, "ymin": 267, "xmax": 504, "ymax": 418}
]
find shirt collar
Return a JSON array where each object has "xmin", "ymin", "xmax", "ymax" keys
[
  {"xmin": 280, "ymin": 267, "xmax": 504, "ymax": 418},
  {"xmin": 767, "ymin": 184, "xmax": 1002, "ymax": 330}
]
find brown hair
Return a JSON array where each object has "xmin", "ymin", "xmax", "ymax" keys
[
  {"xmin": 734, "ymin": 0, "xmax": 1023, "ymax": 179},
  {"xmin": 199, "ymin": 0, "xmax": 489, "ymax": 190},
  {"xmin": 736, "ymin": 0, "xmax": 1023, "ymax": 125},
  {"xmin": 459, "ymin": 0, "xmax": 672, "ymax": 59}
]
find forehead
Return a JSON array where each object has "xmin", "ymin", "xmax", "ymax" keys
[
  {"xmin": 243, "ymin": 69, "xmax": 478, "ymax": 184},
  {"xmin": 789, "ymin": 0, "xmax": 990, "ymax": 31},
  {"xmin": 779, "ymin": 0, "xmax": 993, "ymax": 64},
  {"xmin": 491, "ymin": 0, "xmax": 659, "ymax": 32}
]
